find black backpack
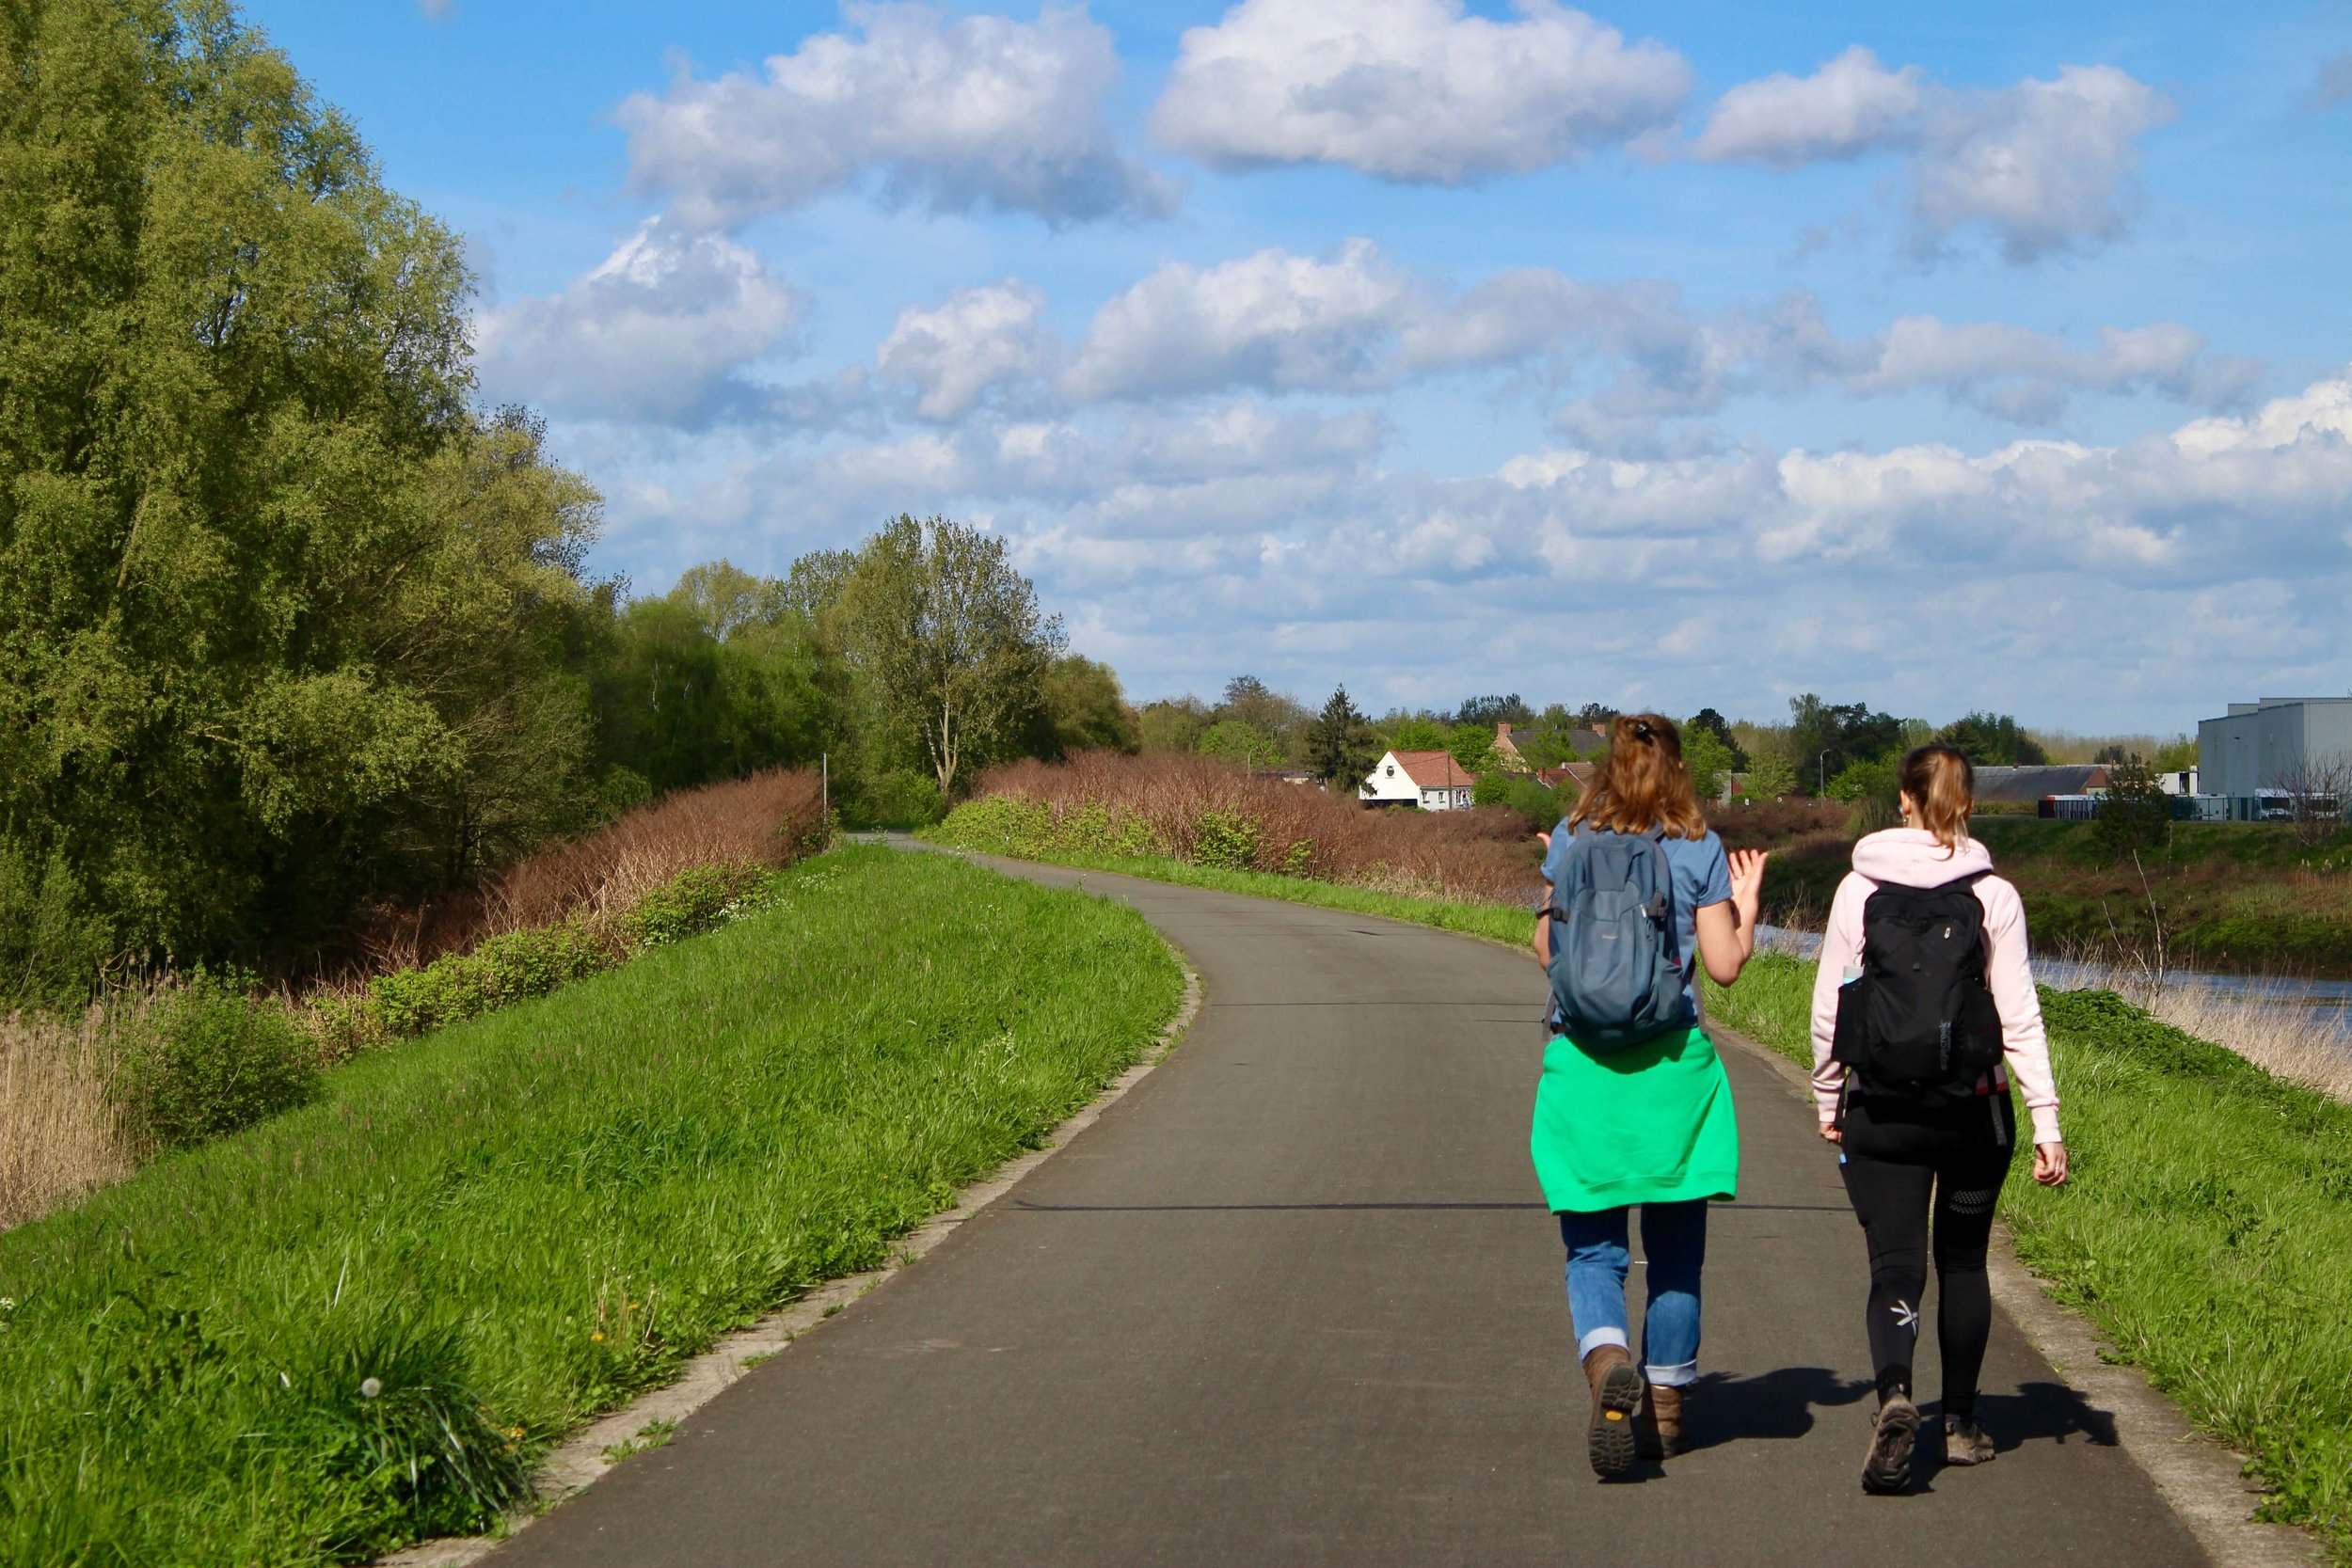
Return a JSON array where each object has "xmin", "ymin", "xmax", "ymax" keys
[{"xmin": 1831, "ymin": 875, "xmax": 2005, "ymax": 1103}]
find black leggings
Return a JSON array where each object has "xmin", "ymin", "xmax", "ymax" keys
[{"xmin": 1837, "ymin": 1089, "xmax": 2016, "ymax": 1418}]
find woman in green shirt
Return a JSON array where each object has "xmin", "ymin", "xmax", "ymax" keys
[{"xmin": 1532, "ymin": 714, "xmax": 1768, "ymax": 1477}]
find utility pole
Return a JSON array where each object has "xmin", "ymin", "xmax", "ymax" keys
[
  {"xmin": 1819, "ymin": 750, "xmax": 1830, "ymax": 797},
  {"xmin": 821, "ymin": 752, "xmax": 829, "ymax": 826}
]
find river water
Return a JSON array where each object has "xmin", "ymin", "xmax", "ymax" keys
[{"xmin": 1755, "ymin": 927, "xmax": 2352, "ymax": 1046}]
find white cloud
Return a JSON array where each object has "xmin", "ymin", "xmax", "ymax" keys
[
  {"xmin": 617, "ymin": 3, "xmax": 1174, "ymax": 230},
  {"xmin": 1911, "ymin": 66, "xmax": 2174, "ymax": 263},
  {"xmin": 875, "ymin": 280, "xmax": 1057, "ymax": 420},
  {"xmin": 1694, "ymin": 53, "xmax": 2172, "ymax": 263},
  {"xmin": 1151, "ymin": 0, "xmax": 1689, "ymax": 182},
  {"xmin": 473, "ymin": 223, "xmax": 803, "ymax": 426},
  {"xmin": 1691, "ymin": 45, "xmax": 1922, "ymax": 166},
  {"xmin": 1046, "ymin": 239, "xmax": 2253, "ymax": 447},
  {"xmin": 1062, "ymin": 240, "xmax": 1422, "ymax": 401}
]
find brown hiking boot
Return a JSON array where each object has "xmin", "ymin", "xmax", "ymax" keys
[
  {"xmin": 1944, "ymin": 1415, "xmax": 1996, "ymax": 1466},
  {"xmin": 1581, "ymin": 1344, "xmax": 1643, "ymax": 1478},
  {"xmin": 1638, "ymin": 1381, "xmax": 1685, "ymax": 1459}
]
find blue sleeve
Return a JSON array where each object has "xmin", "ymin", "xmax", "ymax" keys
[
  {"xmin": 1689, "ymin": 832, "xmax": 1733, "ymax": 909},
  {"xmin": 1539, "ymin": 821, "xmax": 1572, "ymax": 885}
]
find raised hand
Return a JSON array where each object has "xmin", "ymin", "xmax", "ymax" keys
[{"xmin": 1726, "ymin": 847, "xmax": 1769, "ymax": 906}]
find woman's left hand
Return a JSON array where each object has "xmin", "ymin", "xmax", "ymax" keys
[{"xmin": 2032, "ymin": 1142, "xmax": 2068, "ymax": 1186}]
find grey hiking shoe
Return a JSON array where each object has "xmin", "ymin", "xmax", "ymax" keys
[
  {"xmin": 1944, "ymin": 1416, "xmax": 1996, "ymax": 1466},
  {"xmin": 1862, "ymin": 1396, "xmax": 1919, "ymax": 1494}
]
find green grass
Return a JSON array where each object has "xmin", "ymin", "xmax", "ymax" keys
[
  {"xmin": 1707, "ymin": 955, "xmax": 2352, "ymax": 1560},
  {"xmin": 0, "ymin": 847, "xmax": 1183, "ymax": 1565},
  {"xmin": 914, "ymin": 832, "xmax": 1538, "ymax": 953}
]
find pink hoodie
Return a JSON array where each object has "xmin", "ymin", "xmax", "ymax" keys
[{"xmin": 1808, "ymin": 828, "xmax": 2061, "ymax": 1147}]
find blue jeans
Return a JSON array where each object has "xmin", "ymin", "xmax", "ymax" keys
[{"xmin": 1558, "ymin": 1200, "xmax": 1709, "ymax": 1386}]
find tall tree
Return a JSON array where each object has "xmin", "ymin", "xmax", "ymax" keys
[
  {"xmin": 1306, "ymin": 686, "xmax": 1379, "ymax": 789},
  {"xmin": 1025, "ymin": 654, "xmax": 1140, "ymax": 757},
  {"xmin": 1937, "ymin": 710, "xmax": 2048, "ymax": 767},
  {"xmin": 839, "ymin": 515, "xmax": 1062, "ymax": 800},
  {"xmin": 1455, "ymin": 693, "xmax": 1532, "ymax": 728},
  {"xmin": 0, "ymin": 0, "xmax": 603, "ymax": 980}
]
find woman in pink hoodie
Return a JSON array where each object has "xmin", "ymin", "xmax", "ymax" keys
[{"xmin": 1809, "ymin": 745, "xmax": 2067, "ymax": 1493}]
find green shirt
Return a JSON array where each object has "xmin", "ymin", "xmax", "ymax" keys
[{"xmin": 1530, "ymin": 1025, "xmax": 1740, "ymax": 1212}]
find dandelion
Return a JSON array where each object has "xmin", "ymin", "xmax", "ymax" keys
[
  {"xmin": 359, "ymin": 1377, "xmax": 382, "ymax": 1399},
  {"xmin": 590, "ymin": 1332, "xmax": 604, "ymax": 1342}
]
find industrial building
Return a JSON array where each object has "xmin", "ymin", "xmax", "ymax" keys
[{"xmin": 2197, "ymin": 697, "xmax": 2352, "ymax": 820}]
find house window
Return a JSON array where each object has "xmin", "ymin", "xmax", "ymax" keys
[{"xmin": 1384, "ymin": 763, "xmax": 1395, "ymax": 777}]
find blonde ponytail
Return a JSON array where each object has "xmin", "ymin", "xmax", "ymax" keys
[{"xmin": 1898, "ymin": 744, "xmax": 1975, "ymax": 853}]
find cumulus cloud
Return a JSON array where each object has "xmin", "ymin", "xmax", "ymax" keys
[
  {"xmin": 1043, "ymin": 239, "xmax": 2253, "ymax": 443},
  {"xmin": 1912, "ymin": 66, "xmax": 2174, "ymax": 263},
  {"xmin": 473, "ymin": 223, "xmax": 803, "ymax": 426},
  {"xmin": 1691, "ymin": 45, "xmax": 1922, "ymax": 166},
  {"xmin": 1061, "ymin": 240, "xmax": 1422, "ymax": 401},
  {"xmin": 1695, "ymin": 53, "xmax": 2173, "ymax": 263},
  {"xmin": 875, "ymin": 280, "xmax": 1057, "ymax": 420},
  {"xmin": 1151, "ymin": 0, "xmax": 1689, "ymax": 182},
  {"xmin": 617, "ymin": 3, "xmax": 1174, "ymax": 230}
]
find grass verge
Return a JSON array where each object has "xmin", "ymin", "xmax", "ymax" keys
[
  {"xmin": 1706, "ymin": 954, "xmax": 2352, "ymax": 1560},
  {"xmin": 914, "ymin": 833, "xmax": 1536, "ymax": 951},
  {"xmin": 0, "ymin": 847, "xmax": 1183, "ymax": 1565}
]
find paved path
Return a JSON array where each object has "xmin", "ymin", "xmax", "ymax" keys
[{"xmin": 495, "ymin": 853, "xmax": 2204, "ymax": 1566}]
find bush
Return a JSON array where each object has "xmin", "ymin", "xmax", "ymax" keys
[
  {"xmin": 0, "ymin": 837, "xmax": 113, "ymax": 1011},
  {"xmin": 114, "ymin": 972, "xmax": 318, "ymax": 1150},
  {"xmin": 849, "ymin": 768, "xmax": 945, "ymax": 830},
  {"xmin": 1193, "ymin": 809, "xmax": 1263, "ymax": 870}
]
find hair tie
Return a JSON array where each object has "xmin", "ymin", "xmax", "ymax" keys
[{"xmin": 1632, "ymin": 720, "xmax": 1652, "ymax": 739}]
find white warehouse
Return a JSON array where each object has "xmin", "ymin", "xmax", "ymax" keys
[{"xmin": 2197, "ymin": 697, "xmax": 2352, "ymax": 818}]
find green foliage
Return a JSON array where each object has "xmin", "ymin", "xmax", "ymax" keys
[
  {"xmin": 1680, "ymin": 721, "xmax": 1736, "ymax": 801},
  {"xmin": 114, "ymin": 971, "xmax": 318, "ymax": 1150},
  {"xmin": 1025, "ymin": 655, "xmax": 1140, "ymax": 758},
  {"xmin": 591, "ymin": 598, "xmax": 827, "ymax": 796},
  {"xmin": 1137, "ymin": 698, "xmax": 1212, "ymax": 755},
  {"xmin": 1193, "ymin": 808, "xmax": 1263, "ymax": 871},
  {"xmin": 846, "ymin": 768, "xmax": 946, "ymax": 830},
  {"xmin": 2153, "ymin": 736, "xmax": 2200, "ymax": 772},
  {"xmin": 1937, "ymin": 710, "xmax": 2049, "ymax": 766},
  {"xmin": 1198, "ymin": 719, "xmax": 1282, "ymax": 769},
  {"xmin": 1446, "ymin": 727, "xmax": 1500, "ymax": 773},
  {"xmin": 0, "ymin": 849, "xmax": 1183, "ymax": 1565},
  {"xmin": 0, "ymin": 837, "xmax": 114, "ymax": 1010},
  {"xmin": 1824, "ymin": 753, "xmax": 1899, "ymax": 803},
  {"xmin": 1478, "ymin": 775, "xmax": 1566, "ymax": 830},
  {"xmin": 1384, "ymin": 715, "xmax": 1453, "ymax": 753},
  {"xmin": 0, "ymin": 5, "xmax": 611, "ymax": 992},
  {"xmin": 1740, "ymin": 752, "xmax": 1799, "ymax": 800},
  {"xmin": 1787, "ymin": 695, "xmax": 1905, "ymax": 793},
  {"xmin": 1454, "ymin": 694, "xmax": 1531, "ymax": 728},
  {"xmin": 924, "ymin": 795, "xmax": 1168, "ymax": 862},
  {"xmin": 1306, "ymin": 686, "xmax": 1380, "ymax": 789},
  {"xmin": 2096, "ymin": 752, "xmax": 2173, "ymax": 860},
  {"xmin": 839, "ymin": 515, "xmax": 1063, "ymax": 800}
]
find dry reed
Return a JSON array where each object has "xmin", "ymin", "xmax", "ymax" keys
[
  {"xmin": 348, "ymin": 769, "xmax": 826, "ymax": 974},
  {"xmin": 2055, "ymin": 954, "xmax": 2352, "ymax": 1101},
  {"xmin": 1, "ymin": 1006, "xmax": 136, "ymax": 1230},
  {"xmin": 976, "ymin": 753, "xmax": 1547, "ymax": 903}
]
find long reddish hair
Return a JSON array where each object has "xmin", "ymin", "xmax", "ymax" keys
[{"xmin": 1567, "ymin": 713, "xmax": 1707, "ymax": 841}]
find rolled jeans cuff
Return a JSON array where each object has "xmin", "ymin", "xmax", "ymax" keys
[
  {"xmin": 1576, "ymin": 1325, "xmax": 1629, "ymax": 1360},
  {"xmin": 1643, "ymin": 1356, "xmax": 1698, "ymax": 1388}
]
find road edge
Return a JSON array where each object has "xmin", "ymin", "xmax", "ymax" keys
[
  {"xmin": 379, "ymin": 928, "xmax": 1203, "ymax": 1568},
  {"xmin": 1708, "ymin": 1021, "xmax": 2321, "ymax": 1568}
]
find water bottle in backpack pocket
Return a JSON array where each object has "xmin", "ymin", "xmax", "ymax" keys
[
  {"xmin": 1546, "ymin": 825, "xmax": 1689, "ymax": 1051},
  {"xmin": 1832, "ymin": 874, "xmax": 2005, "ymax": 1102}
]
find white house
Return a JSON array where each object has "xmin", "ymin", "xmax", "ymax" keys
[{"xmin": 1359, "ymin": 750, "xmax": 1478, "ymax": 810}]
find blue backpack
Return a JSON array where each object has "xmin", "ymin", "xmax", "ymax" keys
[{"xmin": 1546, "ymin": 824, "xmax": 1688, "ymax": 1050}]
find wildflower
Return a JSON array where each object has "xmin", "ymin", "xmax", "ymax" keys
[
  {"xmin": 359, "ymin": 1377, "xmax": 383, "ymax": 1399},
  {"xmin": 591, "ymin": 1332, "xmax": 604, "ymax": 1342}
]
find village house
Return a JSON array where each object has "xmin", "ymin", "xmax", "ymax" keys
[{"xmin": 1359, "ymin": 750, "xmax": 1478, "ymax": 810}]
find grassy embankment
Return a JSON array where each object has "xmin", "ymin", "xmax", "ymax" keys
[
  {"xmin": 0, "ymin": 847, "xmax": 1183, "ymax": 1566},
  {"xmin": 930, "ymin": 797, "xmax": 2351, "ymax": 1560},
  {"xmin": 1761, "ymin": 815, "xmax": 2352, "ymax": 976}
]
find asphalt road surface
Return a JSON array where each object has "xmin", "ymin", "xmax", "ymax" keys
[{"xmin": 494, "ymin": 850, "xmax": 2204, "ymax": 1567}]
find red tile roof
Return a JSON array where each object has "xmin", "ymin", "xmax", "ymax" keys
[{"xmin": 1390, "ymin": 750, "xmax": 1478, "ymax": 789}]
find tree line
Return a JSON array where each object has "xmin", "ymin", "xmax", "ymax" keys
[{"xmin": 0, "ymin": 4, "xmax": 1102, "ymax": 1007}]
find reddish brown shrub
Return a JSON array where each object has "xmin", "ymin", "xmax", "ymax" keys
[
  {"xmin": 972, "ymin": 753, "xmax": 1549, "ymax": 904},
  {"xmin": 351, "ymin": 770, "xmax": 827, "ymax": 973}
]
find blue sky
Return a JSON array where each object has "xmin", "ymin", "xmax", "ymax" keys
[{"xmin": 244, "ymin": 1, "xmax": 2352, "ymax": 732}]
